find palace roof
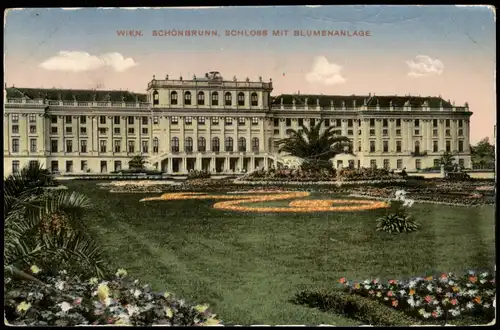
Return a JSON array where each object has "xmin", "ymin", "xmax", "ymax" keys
[
  {"xmin": 6, "ymin": 87, "xmax": 148, "ymax": 103},
  {"xmin": 271, "ymin": 94, "xmax": 457, "ymax": 108}
]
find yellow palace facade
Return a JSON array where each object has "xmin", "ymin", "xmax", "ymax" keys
[{"xmin": 3, "ymin": 71, "xmax": 472, "ymax": 175}]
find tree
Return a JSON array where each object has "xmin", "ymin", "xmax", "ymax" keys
[
  {"xmin": 439, "ymin": 151, "xmax": 456, "ymax": 167},
  {"xmin": 471, "ymin": 137, "xmax": 495, "ymax": 169},
  {"xmin": 277, "ymin": 119, "xmax": 352, "ymax": 170},
  {"xmin": 128, "ymin": 155, "xmax": 148, "ymax": 171},
  {"xmin": 4, "ymin": 163, "xmax": 107, "ymax": 283}
]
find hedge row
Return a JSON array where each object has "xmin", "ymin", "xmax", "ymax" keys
[{"xmin": 292, "ymin": 290, "xmax": 419, "ymax": 326}]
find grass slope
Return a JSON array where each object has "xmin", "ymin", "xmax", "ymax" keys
[{"xmin": 68, "ymin": 181, "xmax": 496, "ymax": 325}]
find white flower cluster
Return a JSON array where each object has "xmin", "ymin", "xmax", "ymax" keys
[{"xmin": 394, "ymin": 189, "xmax": 415, "ymax": 207}]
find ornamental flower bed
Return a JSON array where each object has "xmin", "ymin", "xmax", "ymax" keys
[
  {"xmin": 338, "ymin": 270, "xmax": 496, "ymax": 324},
  {"xmin": 336, "ymin": 168, "xmax": 396, "ymax": 181},
  {"xmin": 4, "ymin": 267, "xmax": 222, "ymax": 326}
]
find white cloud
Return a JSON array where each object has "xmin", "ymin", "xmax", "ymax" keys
[
  {"xmin": 405, "ymin": 55, "xmax": 444, "ymax": 77},
  {"xmin": 305, "ymin": 56, "xmax": 346, "ymax": 85},
  {"xmin": 39, "ymin": 51, "xmax": 138, "ymax": 73}
]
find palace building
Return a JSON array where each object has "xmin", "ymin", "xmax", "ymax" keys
[{"xmin": 3, "ymin": 71, "xmax": 473, "ymax": 175}]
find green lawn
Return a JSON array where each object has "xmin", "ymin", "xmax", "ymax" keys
[{"xmin": 67, "ymin": 181, "xmax": 496, "ymax": 326}]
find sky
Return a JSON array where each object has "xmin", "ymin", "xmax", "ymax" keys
[{"xmin": 4, "ymin": 5, "xmax": 496, "ymax": 144}]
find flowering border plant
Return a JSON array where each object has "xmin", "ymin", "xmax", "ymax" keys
[
  {"xmin": 338, "ymin": 269, "xmax": 496, "ymax": 323},
  {"xmin": 4, "ymin": 266, "xmax": 222, "ymax": 326}
]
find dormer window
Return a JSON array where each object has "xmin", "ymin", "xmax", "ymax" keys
[
  {"xmin": 251, "ymin": 92, "xmax": 258, "ymax": 106},
  {"xmin": 170, "ymin": 91, "xmax": 178, "ymax": 105},
  {"xmin": 153, "ymin": 90, "xmax": 159, "ymax": 105},
  {"xmin": 237, "ymin": 92, "xmax": 245, "ymax": 106},
  {"xmin": 184, "ymin": 91, "xmax": 192, "ymax": 105},
  {"xmin": 197, "ymin": 91, "xmax": 205, "ymax": 105}
]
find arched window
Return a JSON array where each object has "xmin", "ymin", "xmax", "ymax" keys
[
  {"xmin": 224, "ymin": 92, "xmax": 232, "ymax": 106},
  {"xmin": 185, "ymin": 137, "xmax": 193, "ymax": 152},
  {"xmin": 237, "ymin": 92, "xmax": 245, "ymax": 106},
  {"xmin": 225, "ymin": 137, "xmax": 233, "ymax": 152},
  {"xmin": 184, "ymin": 91, "xmax": 192, "ymax": 105},
  {"xmin": 414, "ymin": 141, "xmax": 420, "ymax": 154},
  {"xmin": 252, "ymin": 137, "xmax": 259, "ymax": 152},
  {"xmin": 170, "ymin": 91, "xmax": 178, "ymax": 105},
  {"xmin": 198, "ymin": 137, "xmax": 206, "ymax": 152},
  {"xmin": 153, "ymin": 90, "xmax": 159, "ymax": 105},
  {"xmin": 212, "ymin": 137, "xmax": 220, "ymax": 152},
  {"xmin": 268, "ymin": 137, "xmax": 274, "ymax": 153},
  {"xmin": 238, "ymin": 137, "xmax": 246, "ymax": 152},
  {"xmin": 211, "ymin": 92, "xmax": 219, "ymax": 106},
  {"xmin": 251, "ymin": 92, "xmax": 258, "ymax": 106},
  {"xmin": 171, "ymin": 137, "xmax": 179, "ymax": 152},
  {"xmin": 153, "ymin": 137, "xmax": 159, "ymax": 153},
  {"xmin": 197, "ymin": 91, "xmax": 205, "ymax": 105}
]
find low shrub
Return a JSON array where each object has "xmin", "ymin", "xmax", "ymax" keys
[
  {"xmin": 337, "ymin": 270, "xmax": 496, "ymax": 325},
  {"xmin": 4, "ymin": 267, "xmax": 222, "ymax": 326},
  {"xmin": 187, "ymin": 170, "xmax": 211, "ymax": 180},
  {"xmin": 292, "ymin": 290, "xmax": 418, "ymax": 326},
  {"xmin": 336, "ymin": 168, "xmax": 395, "ymax": 181}
]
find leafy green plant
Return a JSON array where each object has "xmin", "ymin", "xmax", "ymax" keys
[
  {"xmin": 4, "ymin": 163, "xmax": 108, "ymax": 280},
  {"xmin": 376, "ymin": 213, "xmax": 419, "ymax": 233}
]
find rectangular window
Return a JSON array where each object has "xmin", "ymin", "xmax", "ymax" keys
[
  {"xmin": 99, "ymin": 128, "xmax": 107, "ymax": 135},
  {"xmin": 251, "ymin": 117, "xmax": 259, "ymax": 125},
  {"xmin": 225, "ymin": 118, "xmax": 233, "ymax": 125},
  {"xmin": 415, "ymin": 159, "xmax": 421, "ymax": 170},
  {"xmin": 100, "ymin": 140, "xmax": 107, "ymax": 153},
  {"xmin": 66, "ymin": 116, "xmax": 72, "ymax": 124},
  {"xmin": 66, "ymin": 127, "xmax": 73, "ymax": 134},
  {"xmin": 185, "ymin": 117, "xmax": 192, "ymax": 125},
  {"xmin": 458, "ymin": 129, "xmax": 463, "ymax": 136},
  {"xmin": 142, "ymin": 141, "xmax": 148, "ymax": 153},
  {"xmin": 114, "ymin": 127, "xmax": 120, "ymax": 135},
  {"xmin": 153, "ymin": 116, "xmax": 159, "ymax": 124},
  {"xmin": 114, "ymin": 161, "xmax": 122, "ymax": 172},
  {"xmin": 370, "ymin": 141, "xmax": 375, "ymax": 152},
  {"xmin": 114, "ymin": 140, "xmax": 121, "ymax": 152},
  {"xmin": 397, "ymin": 159, "xmax": 403, "ymax": 169},
  {"xmin": 370, "ymin": 159, "xmax": 377, "ymax": 169},
  {"xmin": 29, "ymin": 114, "xmax": 36, "ymax": 123},
  {"xmin": 81, "ymin": 140, "xmax": 87, "ymax": 153},
  {"xmin": 370, "ymin": 119, "xmax": 375, "ymax": 127},
  {"xmin": 433, "ymin": 141, "xmax": 438, "ymax": 152},
  {"xmin": 370, "ymin": 129, "xmax": 375, "ymax": 136},
  {"xmin": 12, "ymin": 125, "xmax": 19, "ymax": 134},
  {"xmin": 128, "ymin": 127, "xmax": 135, "ymax": 134},
  {"xmin": 100, "ymin": 116, "xmax": 106, "ymax": 124},
  {"xmin": 80, "ymin": 116, "xmax": 87, "ymax": 124},
  {"xmin": 396, "ymin": 119, "xmax": 401, "ymax": 127},
  {"xmin": 114, "ymin": 116, "xmax": 120, "ymax": 125},
  {"xmin": 382, "ymin": 129, "xmax": 388, "ymax": 136},
  {"xmin": 298, "ymin": 118, "xmax": 304, "ymax": 126},
  {"xmin": 142, "ymin": 116, "xmax": 148, "ymax": 125},
  {"xmin": 310, "ymin": 118, "xmax": 315, "ymax": 127},
  {"xmin": 12, "ymin": 160, "xmax": 20, "ymax": 173},
  {"xmin": 383, "ymin": 159, "xmax": 390, "ymax": 169},
  {"xmin": 445, "ymin": 119, "xmax": 450, "ymax": 127},
  {"xmin": 414, "ymin": 119, "xmax": 420, "ymax": 127},
  {"xmin": 142, "ymin": 127, "xmax": 148, "ymax": 135},
  {"xmin": 446, "ymin": 140, "xmax": 451, "ymax": 152},
  {"xmin": 80, "ymin": 126, "xmax": 87, "ymax": 135},
  {"xmin": 433, "ymin": 119, "xmax": 438, "ymax": 127},
  {"xmin": 383, "ymin": 141, "xmax": 389, "ymax": 153},
  {"xmin": 12, "ymin": 114, "xmax": 19, "ymax": 122},
  {"xmin": 198, "ymin": 117, "xmax": 206, "ymax": 125},
  {"xmin": 212, "ymin": 117, "xmax": 219, "ymax": 125},
  {"xmin": 383, "ymin": 119, "xmax": 388, "ymax": 127},
  {"xmin": 66, "ymin": 161, "xmax": 73, "ymax": 173},
  {"xmin": 66, "ymin": 140, "xmax": 73, "ymax": 152},
  {"xmin": 171, "ymin": 117, "xmax": 179, "ymax": 124},
  {"xmin": 347, "ymin": 119, "xmax": 353, "ymax": 127},
  {"xmin": 51, "ymin": 116, "xmax": 57, "ymax": 124},
  {"xmin": 396, "ymin": 140, "xmax": 402, "ymax": 153},
  {"xmin": 51, "ymin": 140, "xmax": 58, "ymax": 153},
  {"xmin": 128, "ymin": 141, "xmax": 135, "ymax": 153},
  {"xmin": 30, "ymin": 139, "xmax": 37, "ymax": 152},
  {"xmin": 433, "ymin": 129, "xmax": 438, "ymax": 137},
  {"xmin": 30, "ymin": 125, "xmax": 36, "ymax": 133},
  {"xmin": 51, "ymin": 127, "xmax": 58, "ymax": 134},
  {"xmin": 238, "ymin": 117, "xmax": 245, "ymax": 126},
  {"xmin": 12, "ymin": 138, "xmax": 20, "ymax": 152},
  {"xmin": 128, "ymin": 116, "xmax": 134, "ymax": 125},
  {"xmin": 51, "ymin": 160, "xmax": 59, "ymax": 172},
  {"xmin": 458, "ymin": 120, "xmax": 463, "ymax": 127},
  {"xmin": 458, "ymin": 140, "xmax": 464, "ymax": 152}
]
